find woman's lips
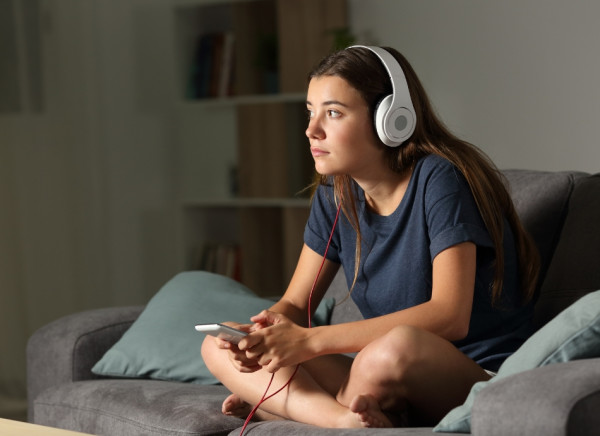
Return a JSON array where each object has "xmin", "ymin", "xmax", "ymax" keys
[{"xmin": 311, "ymin": 147, "xmax": 329, "ymax": 157}]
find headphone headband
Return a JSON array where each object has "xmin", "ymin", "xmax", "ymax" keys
[{"xmin": 347, "ymin": 45, "xmax": 416, "ymax": 147}]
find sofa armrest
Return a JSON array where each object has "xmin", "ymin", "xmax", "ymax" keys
[
  {"xmin": 26, "ymin": 306, "xmax": 143, "ymax": 421},
  {"xmin": 471, "ymin": 358, "xmax": 600, "ymax": 436}
]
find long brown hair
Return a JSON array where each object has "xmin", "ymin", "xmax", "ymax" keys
[{"xmin": 308, "ymin": 46, "xmax": 539, "ymax": 305}]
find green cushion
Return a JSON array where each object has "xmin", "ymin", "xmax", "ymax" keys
[
  {"xmin": 434, "ymin": 289, "xmax": 600, "ymax": 433},
  {"xmin": 92, "ymin": 271, "xmax": 334, "ymax": 385}
]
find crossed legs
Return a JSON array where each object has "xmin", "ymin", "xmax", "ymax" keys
[{"xmin": 201, "ymin": 325, "xmax": 491, "ymax": 428}]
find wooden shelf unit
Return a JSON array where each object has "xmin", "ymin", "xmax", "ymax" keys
[{"xmin": 173, "ymin": 0, "xmax": 347, "ymax": 295}]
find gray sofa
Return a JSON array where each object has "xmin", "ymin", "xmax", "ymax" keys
[{"xmin": 27, "ymin": 169, "xmax": 600, "ymax": 436}]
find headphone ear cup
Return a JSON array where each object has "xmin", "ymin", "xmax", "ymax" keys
[
  {"xmin": 374, "ymin": 95, "xmax": 398, "ymax": 147},
  {"xmin": 350, "ymin": 45, "xmax": 416, "ymax": 147},
  {"xmin": 374, "ymin": 95, "xmax": 415, "ymax": 147}
]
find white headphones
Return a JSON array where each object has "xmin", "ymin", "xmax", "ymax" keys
[{"xmin": 348, "ymin": 45, "xmax": 416, "ymax": 147}]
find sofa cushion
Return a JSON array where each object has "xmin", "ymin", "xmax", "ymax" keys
[
  {"xmin": 434, "ymin": 289, "xmax": 600, "ymax": 433},
  {"xmin": 33, "ymin": 380, "xmax": 242, "ymax": 436},
  {"xmin": 92, "ymin": 272, "xmax": 271, "ymax": 384},
  {"xmin": 536, "ymin": 174, "xmax": 600, "ymax": 327},
  {"xmin": 502, "ymin": 170, "xmax": 585, "ymax": 284},
  {"xmin": 92, "ymin": 271, "xmax": 333, "ymax": 385}
]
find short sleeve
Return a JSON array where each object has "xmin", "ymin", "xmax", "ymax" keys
[
  {"xmin": 304, "ymin": 185, "xmax": 342, "ymax": 263},
  {"xmin": 424, "ymin": 163, "xmax": 494, "ymax": 259}
]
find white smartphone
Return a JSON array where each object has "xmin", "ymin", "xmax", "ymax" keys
[{"xmin": 194, "ymin": 323, "xmax": 248, "ymax": 344}]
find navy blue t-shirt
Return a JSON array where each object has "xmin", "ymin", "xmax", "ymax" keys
[{"xmin": 304, "ymin": 154, "xmax": 533, "ymax": 371}]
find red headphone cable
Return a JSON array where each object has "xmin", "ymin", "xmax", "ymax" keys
[{"xmin": 239, "ymin": 202, "xmax": 342, "ymax": 435}]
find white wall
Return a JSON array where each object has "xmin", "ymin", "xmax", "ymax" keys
[
  {"xmin": 349, "ymin": 0, "xmax": 600, "ymax": 173},
  {"xmin": 0, "ymin": 0, "xmax": 179, "ymax": 419}
]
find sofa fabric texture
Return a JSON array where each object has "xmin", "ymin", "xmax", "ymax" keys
[
  {"xmin": 34, "ymin": 381, "xmax": 242, "ymax": 436},
  {"xmin": 27, "ymin": 170, "xmax": 600, "ymax": 436},
  {"xmin": 471, "ymin": 359, "xmax": 600, "ymax": 436},
  {"xmin": 26, "ymin": 306, "xmax": 143, "ymax": 422}
]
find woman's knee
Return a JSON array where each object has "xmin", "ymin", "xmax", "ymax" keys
[
  {"xmin": 353, "ymin": 325, "xmax": 424, "ymax": 383},
  {"xmin": 336, "ymin": 326, "xmax": 422, "ymax": 407}
]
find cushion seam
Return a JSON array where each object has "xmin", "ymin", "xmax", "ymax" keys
[{"xmin": 540, "ymin": 313, "xmax": 600, "ymax": 366}]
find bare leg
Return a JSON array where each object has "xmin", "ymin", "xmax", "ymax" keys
[
  {"xmin": 336, "ymin": 325, "xmax": 491, "ymax": 426},
  {"xmin": 201, "ymin": 336, "xmax": 380, "ymax": 428},
  {"xmin": 221, "ymin": 352, "xmax": 354, "ymax": 420}
]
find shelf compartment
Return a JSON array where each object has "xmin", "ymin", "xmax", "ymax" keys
[
  {"xmin": 174, "ymin": 0, "xmax": 348, "ymax": 100},
  {"xmin": 182, "ymin": 203, "xmax": 310, "ymax": 296}
]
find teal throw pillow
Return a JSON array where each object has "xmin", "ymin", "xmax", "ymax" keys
[
  {"xmin": 92, "ymin": 271, "xmax": 334, "ymax": 385},
  {"xmin": 434, "ymin": 289, "xmax": 600, "ymax": 433}
]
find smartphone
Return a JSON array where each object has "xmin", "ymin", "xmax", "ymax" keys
[{"xmin": 194, "ymin": 323, "xmax": 248, "ymax": 344}]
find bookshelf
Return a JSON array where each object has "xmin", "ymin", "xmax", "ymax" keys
[
  {"xmin": 181, "ymin": 199, "xmax": 310, "ymax": 296},
  {"xmin": 173, "ymin": 0, "xmax": 347, "ymax": 296}
]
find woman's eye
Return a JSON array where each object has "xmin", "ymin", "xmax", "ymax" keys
[
  {"xmin": 327, "ymin": 109, "xmax": 341, "ymax": 118},
  {"xmin": 306, "ymin": 109, "xmax": 314, "ymax": 120}
]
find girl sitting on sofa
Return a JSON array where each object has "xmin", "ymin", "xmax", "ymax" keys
[{"xmin": 201, "ymin": 45, "xmax": 540, "ymax": 428}]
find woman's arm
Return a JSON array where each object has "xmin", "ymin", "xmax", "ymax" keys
[
  {"xmin": 241, "ymin": 241, "xmax": 476, "ymax": 372},
  {"xmin": 306, "ymin": 241, "xmax": 476, "ymax": 355}
]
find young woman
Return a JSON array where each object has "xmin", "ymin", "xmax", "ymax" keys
[{"xmin": 201, "ymin": 46, "xmax": 540, "ymax": 428}]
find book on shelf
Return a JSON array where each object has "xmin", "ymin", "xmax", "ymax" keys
[
  {"xmin": 187, "ymin": 32, "xmax": 236, "ymax": 99},
  {"xmin": 195, "ymin": 242, "xmax": 241, "ymax": 282}
]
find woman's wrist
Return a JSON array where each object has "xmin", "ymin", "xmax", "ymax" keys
[{"xmin": 305, "ymin": 325, "xmax": 328, "ymax": 357}]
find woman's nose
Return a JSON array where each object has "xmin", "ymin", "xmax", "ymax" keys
[{"xmin": 306, "ymin": 118, "xmax": 324, "ymax": 139}]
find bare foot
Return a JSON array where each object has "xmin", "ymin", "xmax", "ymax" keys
[
  {"xmin": 222, "ymin": 393, "xmax": 252, "ymax": 418},
  {"xmin": 222, "ymin": 394, "xmax": 284, "ymax": 422},
  {"xmin": 348, "ymin": 394, "xmax": 393, "ymax": 428}
]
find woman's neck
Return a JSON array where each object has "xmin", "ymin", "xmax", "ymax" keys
[{"xmin": 358, "ymin": 168, "xmax": 413, "ymax": 216}]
